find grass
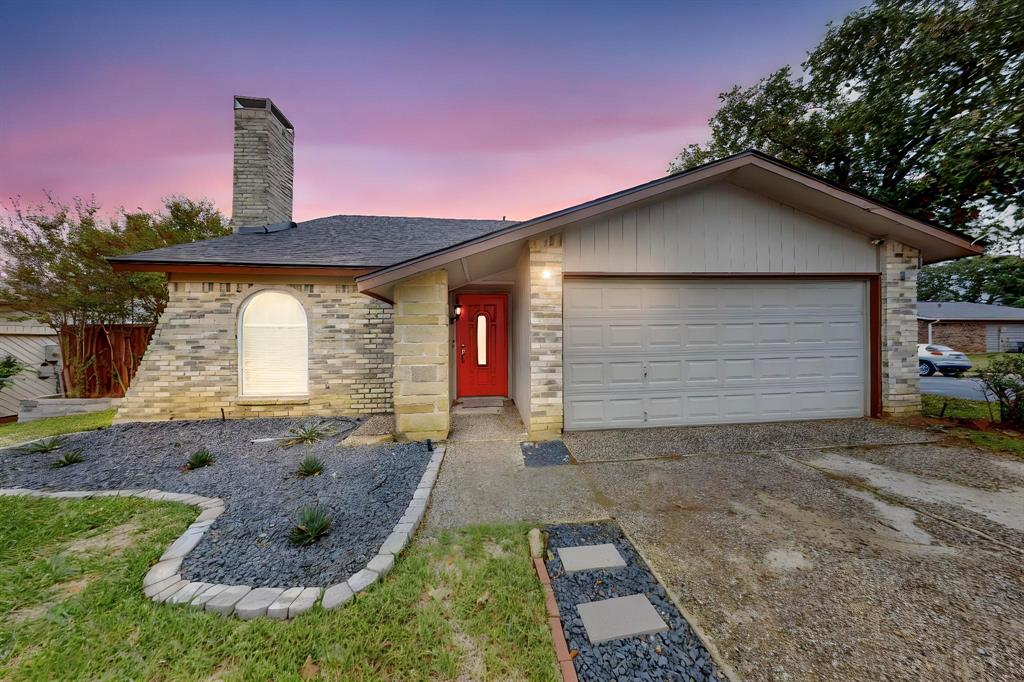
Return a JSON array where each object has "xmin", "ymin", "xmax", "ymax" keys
[
  {"xmin": 920, "ymin": 394, "xmax": 1024, "ymax": 459},
  {"xmin": 0, "ymin": 497, "xmax": 557, "ymax": 681},
  {"xmin": 966, "ymin": 352, "xmax": 1013, "ymax": 375},
  {"xmin": 0, "ymin": 410, "xmax": 114, "ymax": 449},
  {"xmin": 921, "ymin": 394, "xmax": 997, "ymax": 422}
]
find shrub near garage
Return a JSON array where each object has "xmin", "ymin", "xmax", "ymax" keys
[{"xmin": 975, "ymin": 354, "xmax": 1024, "ymax": 427}]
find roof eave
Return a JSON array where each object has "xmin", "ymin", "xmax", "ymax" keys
[{"xmin": 108, "ymin": 260, "xmax": 375, "ymax": 277}]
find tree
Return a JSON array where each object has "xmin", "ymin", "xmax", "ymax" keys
[
  {"xmin": 0, "ymin": 195, "xmax": 229, "ymax": 395},
  {"xmin": 670, "ymin": 0, "xmax": 1024, "ymax": 249},
  {"xmin": 918, "ymin": 255, "xmax": 1024, "ymax": 306},
  {"xmin": 0, "ymin": 355, "xmax": 26, "ymax": 393}
]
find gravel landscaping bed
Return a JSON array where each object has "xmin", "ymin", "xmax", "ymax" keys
[
  {"xmin": 521, "ymin": 440, "xmax": 570, "ymax": 467},
  {"xmin": 0, "ymin": 418, "xmax": 431, "ymax": 588},
  {"xmin": 564, "ymin": 418, "xmax": 933, "ymax": 463},
  {"xmin": 545, "ymin": 522, "xmax": 720, "ymax": 682}
]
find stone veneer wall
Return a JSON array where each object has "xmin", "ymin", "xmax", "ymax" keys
[
  {"xmin": 392, "ymin": 270, "xmax": 450, "ymax": 441},
  {"xmin": 116, "ymin": 277, "xmax": 392, "ymax": 422},
  {"xmin": 916, "ymin": 320, "xmax": 987, "ymax": 353},
  {"xmin": 880, "ymin": 240, "xmax": 921, "ymax": 415},
  {"xmin": 527, "ymin": 235, "xmax": 564, "ymax": 440}
]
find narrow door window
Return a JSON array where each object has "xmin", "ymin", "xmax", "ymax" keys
[{"xmin": 476, "ymin": 313, "xmax": 488, "ymax": 365}]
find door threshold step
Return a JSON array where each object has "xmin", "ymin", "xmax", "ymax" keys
[{"xmin": 455, "ymin": 397, "xmax": 506, "ymax": 408}]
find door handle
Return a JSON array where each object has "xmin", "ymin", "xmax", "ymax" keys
[{"xmin": 460, "ymin": 344, "xmax": 466, "ymax": 362}]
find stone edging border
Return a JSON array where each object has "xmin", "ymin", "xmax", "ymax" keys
[
  {"xmin": 0, "ymin": 444, "xmax": 445, "ymax": 621},
  {"xmin": 529, "ymin": 529, "xmax": 579, "ymax": 682}
]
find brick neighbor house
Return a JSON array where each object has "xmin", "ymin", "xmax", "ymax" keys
[
  {"xmin": 109, "ymin": 96, "xmax": 983, "ymax": 441},
  {"xmin": 918, "ymin": 301, "xmax": 1024, "ymax": 353}
]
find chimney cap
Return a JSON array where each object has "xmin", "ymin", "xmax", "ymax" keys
[{"xmin": 233, "ymin": 95, "xmax": 293, "ymax": 131}]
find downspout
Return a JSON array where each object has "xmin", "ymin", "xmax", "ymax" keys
[{"xmin": 927, "ymin": 319, "xmax": 941, "ymax": 344}]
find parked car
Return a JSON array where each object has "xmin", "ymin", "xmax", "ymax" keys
[{"xmin": 918, "ymin": 343, "xmax": 972, "ymax": 377}]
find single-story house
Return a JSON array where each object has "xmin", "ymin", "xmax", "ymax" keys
[
  {"xmin": 109, "ymin": 96, "xmax": 983, "ymax": 440},
  {"xmin": 918, "ymin": 301, "xmax": 1024, "ymax": 353}
]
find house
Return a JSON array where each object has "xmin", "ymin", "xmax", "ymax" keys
[
  {"xmin": 0, "ymin": 303, "xmax": 60, "ymax": 422},
  {"xmin": 108, "ymin": 96, "xmax": 983, "ymax": 440},
  {"xmin": 918, "ymin": 301, "xmax": 1024, "ymax": 353}
]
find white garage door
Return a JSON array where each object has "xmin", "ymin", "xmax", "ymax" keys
[{"xmin": 563, "ymin": 278, "xmax": 867, "ymax": 430}]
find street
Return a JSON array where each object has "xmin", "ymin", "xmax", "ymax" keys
[{"xmin": 919, "ymin": 376, "xmax": 991, "ymax": 401}]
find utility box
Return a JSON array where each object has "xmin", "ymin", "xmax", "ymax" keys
[
  {"xmin": 37, "ymin": 364, "xmax": 54, "ymax": 379},
  {"xmin": 43, "ymin": 345, "xmax": 60, "ymax": 363}
]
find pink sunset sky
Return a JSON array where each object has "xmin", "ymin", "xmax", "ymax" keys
[{"xmin": 1, "ymin": 1, "xmax": 861, "ymax": 223}]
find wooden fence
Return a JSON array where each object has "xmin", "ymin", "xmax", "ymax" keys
[{"xmin": 58, "ymin": 324, "xmax": 156, "ymax": 398}]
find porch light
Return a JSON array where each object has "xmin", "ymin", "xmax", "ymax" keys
[
  {"xmin": 450, "ymin": 302, "xmax": 463, "ymax": 324},
  {"xmin": 542, "ymin": 269, "xmax": 552, "ymax": 279}
]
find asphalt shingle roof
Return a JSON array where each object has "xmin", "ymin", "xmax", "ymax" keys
[
  {"xmin": 918, "ymin": 301, "xmax": 1024, "ymax": 321},
  {"xmin": 108, "ymin": 214, "xmax": 517, "ymax": 269}
]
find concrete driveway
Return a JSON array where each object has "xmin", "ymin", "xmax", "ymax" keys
[
  {"xmin": 920, "ymin": 375, "xmax": 992, "ymax": 400},
  {"xmin": 426, "ymin": 409, "xmax": 1024, "ymax": 681}
]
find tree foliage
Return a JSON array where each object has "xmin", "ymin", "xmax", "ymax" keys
[
  {"xmin": 918, "ymin": 255, "xmax": 1024, "ymax": 306},
  {"xmin": 670, "ymin": 0, "xmax": 1023, "ymax": 248},
  {"xmin": 0, "ymin": 195, "xmax": 228, "ymax": 395}
]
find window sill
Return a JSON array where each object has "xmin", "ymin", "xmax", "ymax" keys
[{"xmin": 235, "ymin": 396, "xmax": 310, "ymax": 406}]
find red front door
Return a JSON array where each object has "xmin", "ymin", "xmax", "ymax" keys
[{"xmin": 455, "ymin": 293, "xmax": 508, "ymax": 397}]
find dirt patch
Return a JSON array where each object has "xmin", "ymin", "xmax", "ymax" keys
[
  {"xmin": 482, "ymin": 539, "xmax": 508, "ymax": 558},
  {"xmin": 53, "ymin": 575, "xmax": 95, "ymax": 599},
  {"xmin": 6, "ymin": 602, "xmax": 50, "ymax": 624},
  {"xmin": 764, "ymin": 548, "xmax": 812, "ymax": 572},
  {"xmin": 63, "ymin": 521, "xmax": 142, "ymax": 555}
]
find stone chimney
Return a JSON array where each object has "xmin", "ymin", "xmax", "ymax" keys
[{"xmin": 230, "ymin": 96, "xmax": 294, "ymax": 230}]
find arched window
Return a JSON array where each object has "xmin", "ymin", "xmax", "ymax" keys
[{"xmin": 239, "ymin": 291, "xmax": 308, "ymax": 397}]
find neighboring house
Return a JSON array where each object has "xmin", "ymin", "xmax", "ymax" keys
[
  {"xmin": 109, "ymin": 96, "xmax": 982, "ymax": 440},
  {"xmin": 918, "ymin": 301, "xmax": 1024, "ymax": 353},
  {"xmin": 0, "ymin": 304, "xmax": 60, "ymax": 422}
]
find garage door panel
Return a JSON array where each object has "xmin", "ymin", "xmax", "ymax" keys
[{"xmin": 563, "ymin": 278, "xmax": 868, "ymax": 429}]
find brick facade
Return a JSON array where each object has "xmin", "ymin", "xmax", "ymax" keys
[
  {"xmin": 392, "ymin": 270, "xmax": 450, "ymax": 441},
  {"xmin": 116, "ymin": 277, "xmax": 392, "ymax": 422},
  {"xmin": 230, "ymin": 98, "xmax": 294, "ymax": 230},
  {"xmin": 917, "ymin": 320, "xmax": 987, "ymax": 353},
  {"xmin": 880, "ymin": 240, "xmax": 921, "ymax": 416},
  {"xmin": 526, "ymin": 234, "xmax": 564, "ymax": 440}
]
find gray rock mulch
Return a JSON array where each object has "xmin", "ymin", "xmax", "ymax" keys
[
  {"xmin": 564, "ymin": 418, "xmax": 936, "ymax": 463},
  {"xmin": 522, "ymin": 440, "xmax": 571, "ymax": 467},
  {"xmin": 0, "ymin": 417, "xmax": 431, "ymax": 588},
  {"xmin": 545, "ymin": 522, "xmax": 720, "ymax": 682}
]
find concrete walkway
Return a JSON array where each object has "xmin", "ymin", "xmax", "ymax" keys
[{"xmin": 425, "ymin": 403, "xmax": 606, "ymax": 529}]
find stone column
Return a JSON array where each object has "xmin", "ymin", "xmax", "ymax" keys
[
  {"xmin": 527, "ymin": 234, "xmax": 564, "ymax": 440},
  {"xmin": 880, "ymin": 239, "xmax": 921, "ymax": 415},
  {"xmin": 392, "ymin": 270, "xmax": 450, "ymax": 441}
]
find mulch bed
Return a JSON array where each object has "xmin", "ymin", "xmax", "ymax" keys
[
  {"xmin": 0, "ymin": 417, "xmax": 431, "ymax": 588},
  {"xmin": 545, "ymin": 522, "xmax": 720, "ymax": 682}
]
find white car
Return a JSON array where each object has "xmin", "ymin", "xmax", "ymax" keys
[{"xmin": 918, "ymin": 343, "xmax": 972, "ymax": 377}]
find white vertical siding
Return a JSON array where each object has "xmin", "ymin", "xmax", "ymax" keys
[
  {"xmin": 563, "ymin": 181, "xmax": 878, "ymax": 274},
  {"xmin": 0, "ymin": 330, "xmax": 60, "ymax": 418}
]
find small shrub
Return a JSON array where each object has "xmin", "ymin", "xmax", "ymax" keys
[
  {"xmin": 289, "ymin": 506, "xmax": 332, "ymax": 545},
  {"xmin": 282, "ymin": 421, "xmax": 337, "ymax": 448},
  {"xmin": 51, "ymin": 451, "xmax": 85, "ymax": 468},
  {"xmin": 185, "ymin": 450, "xmax": 215, "ymax": 470},
  {"xmin": 297, "ymin": 455, "xmax": 325, "ymax": 477},
  {"xmin": 976, "ymin": 354, "xmax": 1024, "ymax": 427},
  {"xmin": 25, "ymin": 436, "xmax": 66, "ymax": 454}
]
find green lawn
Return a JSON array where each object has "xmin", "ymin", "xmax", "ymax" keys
[
  {"xmin": 0, "ymin": 410, "xmax": 115, "ymax": 448},
  {"xmin": 966, "ymin": 352, "xmax": 1012, "ymax": 375},
  {"xmin": 920, "ymin": 394, "xmax": 1024, "ymax": 459},
  {"xmin": 0, "ymin": 497, "xmax": 556, "ymax": 681}
]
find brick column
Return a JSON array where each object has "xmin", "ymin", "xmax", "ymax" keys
[
  {"xmin": 527, "ymin": 234, "xmax": 563, "ymax": 440},
  {"xmin": 880, "ymin": 240, "xmax": 921, "ymax": 416},
  {"xmin": 392, "ymin": 270, "xmax": 450, "ymax": 441}
]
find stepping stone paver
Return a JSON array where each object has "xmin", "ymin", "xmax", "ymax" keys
[
  {"xmin": 205, "ymin": 585, "xmax": 251, "ymax": 615},
  {"xmin": 288, "ymin": 587, "xmax": 321, "ymax": 618},
  {"xmin": 235, "ymin": 587, "xmax": 285, "ymax": 620},
  {"xmin": 577, "ymin": 594, "xmax": 669, "ymax": 644},
  {"xmin": 558, "ymin": 543, "xmax": 627, "ymax": 574}
]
